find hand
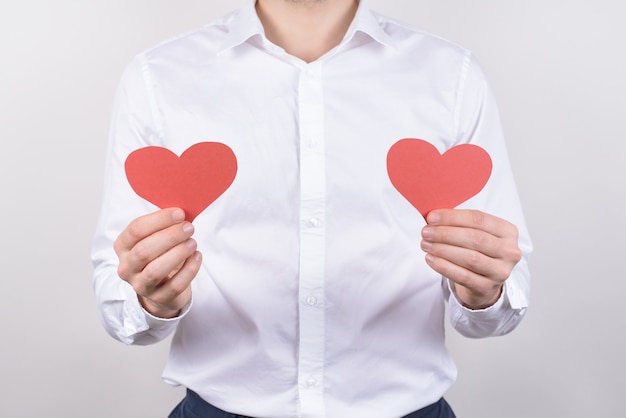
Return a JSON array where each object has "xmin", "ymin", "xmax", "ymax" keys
[
  {"xmin": 114, "ymin": 208, "xmax": 202, "ymax": 318},
  {"xmin": 420, "ymin": 209, "xmax": 522, "ymax": 309}
]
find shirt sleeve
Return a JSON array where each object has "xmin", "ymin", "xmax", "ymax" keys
[
  {"xmin": 91, "ymin": 55, "xmax": 186, "ymax": 345},
  {"xmin": 446, "ymin": 53, "xmax": 533, "ymax": 338}
]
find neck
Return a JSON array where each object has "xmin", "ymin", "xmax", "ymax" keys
[{"xmin": 256, "ymin": 0, "xmax": 359, "ymax": 62}]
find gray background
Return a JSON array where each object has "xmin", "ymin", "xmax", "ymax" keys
[{"xmin": 1, "ymin": 1, "xmax": 624, "ymax": 417}]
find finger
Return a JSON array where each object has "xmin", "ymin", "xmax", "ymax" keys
[
  {"xmin": 421, "ymin": 240, "xmax": 502, "ymax": 279},
  {"xmin": 129, "ymin": 220, "xmax": 195, "ymax": 266},
  {"xmin": 422, "ymin": 224, "xmax": 504, "ymax": 259},
  {"xmin": 424, "ymin": 252, "xmax": 502, "ymax": 302},
  {"xmin": 114, "ymin": 208, "xmax": 186, "ymax": 253},
  {"xmin": 147, "ymin": 251, "xmax": 202, "ymax": 308},
  {"xmin": 425, "ymin": 252, "xmax": 483, "ymax": 288},
  {"xmin": 427, "ymin": 209, "xmax": 518, "ymax": 239},
  {"xmin": 133, "ymin": 238, "xmax": 198, "ymax": 292},
  {"xmin": 117, "ymin": 220, "xmax": 195, "ymax": 281}
]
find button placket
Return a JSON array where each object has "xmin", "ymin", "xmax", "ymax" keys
[{"xmin": 296, "ymin": 62, "xmax": 326, "ymax": 415}]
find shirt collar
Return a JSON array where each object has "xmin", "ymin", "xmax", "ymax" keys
[
  {"xmin": 218, "ymin": 0, "xmax": 266, "ymax": 54},
  {"xmin": 344, "ymin": 0, "xmax": 398, "ymax": 50},
  {"xmin": 219, "ymin": 0, "xmax": 398, "ymax": 54}
]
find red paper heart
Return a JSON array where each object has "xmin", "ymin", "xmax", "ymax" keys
[
  {"xmin": 125, "ymin": 142, "xmax": 237, "ymax": 222},
  {"xmin": 387, "ymin": 138, "xmax": 492, "ymax": 218}
]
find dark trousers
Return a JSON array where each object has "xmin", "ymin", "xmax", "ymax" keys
[{"xmin": 169, "ymin": 389, "xmax": 457, "ymax": 418}]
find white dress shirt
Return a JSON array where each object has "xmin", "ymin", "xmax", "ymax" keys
[{"xmin": 92, "ymin": 1, "xmax": 532, "ymax": 417}]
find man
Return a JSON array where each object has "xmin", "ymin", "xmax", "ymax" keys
[{"xmin": 92, "ymin": 0, "xmax": 532, "ymax": 417}]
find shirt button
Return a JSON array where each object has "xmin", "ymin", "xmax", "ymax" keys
[
  {"xmin": 306, "ymin": 377, "xmax": 317, "ymax": 387},
  {"xmin": 308, "ymin": 218, "xmax": 319, "ymax": 227},
  {"xmin": 306, "ymin": 296, "xmax": 318, "ymax": 306}
]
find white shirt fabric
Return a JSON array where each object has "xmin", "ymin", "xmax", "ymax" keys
[{"xmin": 92, "ymin": 1, "xmax": 532, "ymax": 417}]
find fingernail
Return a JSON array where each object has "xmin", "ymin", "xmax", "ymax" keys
[
  {"xmin": 421, "ymin": 240, "xmax": 433, "ymax": 250},
  {"xmin": 425, "ymin": 253, "xmax": 435, "ymax": 264},
  {"xmin": 186, "ymin": 239, "xmax": 197, "ymax": 250},
  {"xmin": 422, "ymin": 226, "xmax": 434, "ymax": 239},
  {"xmin": 172, "ymin": 208, "xmax": 185, "ymax": 222},
  {"xmin": 427, "ymin": 211, "xmax": 440, "ymax": 224},
  {"xmin": 183, "ymin": 222, "xmax": 194, "ymax": 234},
  {"xmin": 193, "ymin": 252, "xmax": 202, "ymax": 262}
]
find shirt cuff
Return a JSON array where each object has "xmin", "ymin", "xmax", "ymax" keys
[
  {"xmin": 446, "ymin": 278, "xmax": 527, "ymax": 338},
  {"xmin": 118, "ymin": 282, "xmax": 192, "ymax": 344},
  {"xmin": 447, "ymin": 276, "xmax": 526, "ymax": 311},
  {"xmin": 142, "ymin": 297, "xmax": 193, "ymax": 328}
]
